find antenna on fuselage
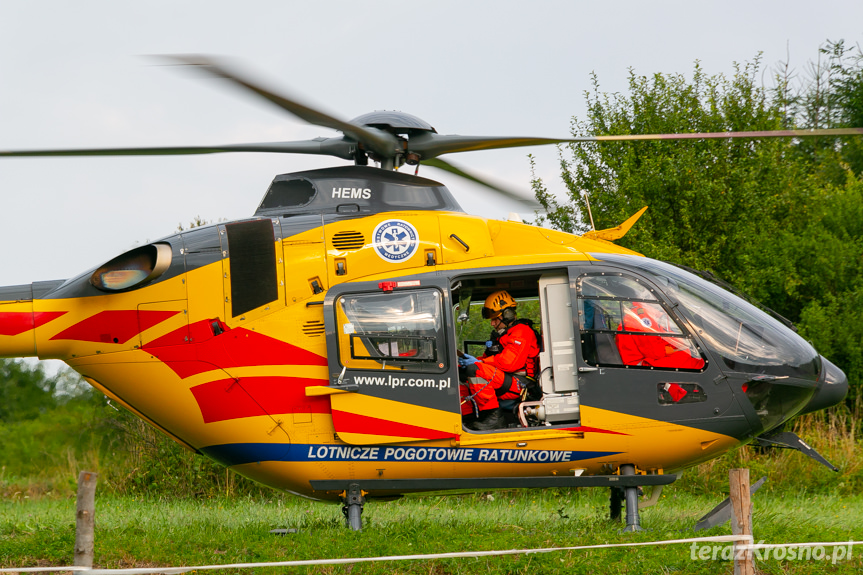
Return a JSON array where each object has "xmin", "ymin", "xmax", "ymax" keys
[{"xmin": 582, "ymin": 191, "xmax": 596, "ymax": 233}]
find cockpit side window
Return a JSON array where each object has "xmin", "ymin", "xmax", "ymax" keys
[
  {"xmin": 592, "ymin": 255, "xmax": 822, "ymax": 380},
  {"xmin": 577, "ymin": 273, "xmax": 706, "ymax": 370},
  {"xmin": 335, "ymin": 289, "xmax": 446, "ymax": 373}
]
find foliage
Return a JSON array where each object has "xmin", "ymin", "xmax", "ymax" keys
[
  {"xmin": 799, "ymin": 285, "xmax": 863, "ymax": 403},
  {"xmin": 176, "ymin": 215, "xmax": 225, "ymax": 232},
  {"xmin": 537, "ymin": 59, "xmax": 802, "ymax": 279},
  {"xmin": 0, "ymin": 360, "xmax": 95, "ymax": 423},
  {"xmin": 775, "ymin": 39, "xmax": 863, "ymax": 179},
  {"xmin": 0, "ymin": 401, "xmax": 106, "ymax": 496},
  {"xmin": 0, "ymin": 397, "xmax": 270, "ymax": 499},
  {"xmin": 0, "ymin": 359, "xmax": 267, "ymax": 498},
  {"xmin": 677, "ymin": 408, "xmax": 862, "ymax": 497},
  {"xmin": 0, "ymin": 360, "xmax": 57, "ymax": 423},
  {"xmin": 99, "ymin": 408, "xmax": 269, "ymax": 498}
]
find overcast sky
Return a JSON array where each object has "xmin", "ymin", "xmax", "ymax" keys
[{"xmin": 1, "ymin": 1, "xmax": 861, "ymax": 292}]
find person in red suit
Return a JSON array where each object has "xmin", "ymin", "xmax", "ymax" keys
[
  {"xmin": 459, "ymin": 291, "xmax": 541, "ymax": 430},
  {"xmin": 615, "ymin": 301, "xmax": 704, "ymax": 369}
]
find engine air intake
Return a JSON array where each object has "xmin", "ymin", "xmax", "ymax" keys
[
  {"xmin": 332, "ymin": 231, "xmax": 365, "ymax": 250},
  {"xmin": 302, "ymin": 320, "xmax": 325, "ymax": 337}
]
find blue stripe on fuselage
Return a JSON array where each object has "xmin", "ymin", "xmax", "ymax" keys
[{"xmin": 200, "ymin": 443, "xmax": 621, "ymax": 466}]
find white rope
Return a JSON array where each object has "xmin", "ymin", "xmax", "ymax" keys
[
  {"xmin": 0, "ymin": 568, "xmax": 88, "ymax": 573},
  {"xmin": 0, "ymin": 535, "xmax": 749, "ymax": 575}
]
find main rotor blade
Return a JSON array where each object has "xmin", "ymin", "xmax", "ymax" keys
[
  {"xmin": 409, "ymin": 133, "xmax": 574, "ymax": 158},
  {"xmin": 587, "ymin": 127, "xmax": 863, "ymax": 142},
  {"xmin": 0, "ymin": 138, "xmax": 357, "ymax": 160},
  {"xmin": 421, "ymin": 157, "xmax": 540, "ymax": 208},
  {"xmin": 157, "ymin": 55, "xmax": 399, "ymax": 159},
  {"xmin": 409, "ymin": 127, "xmax": 863, "ymax": 159}
]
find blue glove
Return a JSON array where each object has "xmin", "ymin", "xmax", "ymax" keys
[{"xmin": 458, "ymin": 354, "xmax": 478, "ymax": 367}]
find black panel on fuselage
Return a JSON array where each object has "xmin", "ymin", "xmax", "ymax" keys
[
  {"xmin": 225, "ymin": 220, "xmax": 279, "ymax": 318},
  {"xmin": 254, "ymin": 166, "xmax": 463, "ymax": 218}
]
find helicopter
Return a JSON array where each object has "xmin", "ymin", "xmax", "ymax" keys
[{"xmin": 0, "ymin": 56, "xmax": 856, "ymax": 531}]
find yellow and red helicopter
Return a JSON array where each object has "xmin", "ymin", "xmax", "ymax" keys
[{"xmin": 0, "ymin": 56, "xmax": 857, "ymax": 531}]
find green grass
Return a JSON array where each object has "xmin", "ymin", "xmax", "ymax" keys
[{"xmin": 2, "ymin": 489, "xmax": 862, "ymax": 574}]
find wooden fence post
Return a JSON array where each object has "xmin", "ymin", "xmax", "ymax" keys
[
  {"xmin": 74, "ymin": 471, "xmax": 98, "ymax": 569},
  {"xmin": 729, "ymin": 468, "xmax": 754, "ymax": 575}
]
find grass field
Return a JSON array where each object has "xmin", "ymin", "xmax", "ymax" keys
[{"xmin": 2, "ymin": 487, "xmax": 862, "ymax": 574}]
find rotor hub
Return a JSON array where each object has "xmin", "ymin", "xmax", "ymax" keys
[{"xmin": 349, "ymin": 111, "xmax": 436, "ymax": 135}]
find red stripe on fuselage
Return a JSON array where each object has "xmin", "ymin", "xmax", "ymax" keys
[
  {"xmin": 0, "ymin": 311, "xmax": 66, "ymax": 336},
  {"xmin": 51, "ymin": 310, "xmax": 178, "ymax": 343},
  {"xmin": 143, "ymin": 319, "xmax": 328, "ymax": 379},
  {"xmin": 331, "ymin": 410, "xmax": 457, "ymax": 441},
  {"xmin": 190, "ymin": 378, "xmax": 266, "ymax": 422},
  {"xmin": 191, "ymin": 376, "xmax": 330, "ymax": 423}
]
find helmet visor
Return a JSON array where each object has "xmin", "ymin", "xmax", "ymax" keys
[{"xmin": 481, "ymin": 306, "xmax": 500, "ymax": 320}]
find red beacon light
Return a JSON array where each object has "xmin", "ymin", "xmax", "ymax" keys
[{"xmin": 378, "ymin": 280, "xmax": 421, "ymax": 292}]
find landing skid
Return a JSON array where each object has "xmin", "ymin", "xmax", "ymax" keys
[
  {"xmin": 694, "ymin": 476, "xmax": 767, "ymax": 531},
  {"xmin": 315, "ymin": 473, "xmax": 677, "ymax": 531},
  {"xmin": 756, "ymin": 431, "xmax": 839, "ymax": 471}
]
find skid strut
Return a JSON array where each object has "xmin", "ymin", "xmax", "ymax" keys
[
  {"xmin": 341, "ymin": 483, "xmax": 366, "ymax": 531},
  {"xmin": 620, "ymin": 464, "xmax": 643, "ymax": 532}
]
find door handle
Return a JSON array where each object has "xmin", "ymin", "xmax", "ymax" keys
[{"xmin": 578, "ymin": 366, "xmax": 598, "ymax": 373}]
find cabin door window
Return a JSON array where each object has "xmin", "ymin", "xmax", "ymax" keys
[{"xmin": 335, "ymin": 289, "xmax": 446, "ymax": 372}]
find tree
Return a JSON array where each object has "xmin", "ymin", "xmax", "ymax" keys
[
  {"xmin": 535, "ymin": 59, "xmax": 815, "ymax": 307},
  {"xmin": 795, "ymin": 173, "xmax": 863, "ymax": 402},
  {"xmin": 532, "ymin": 51, "xmax": 863, "ymax": 404},
  {"xmin": 0, "ymin": 359, "xmax": 57, "ymax": 422},
  {"xmin": 0, "ymin": 359, "xmax": 96, "ymax": 422},
  {"xmin": 774, "ymin": 40, "xmax": 863, "ymax": 182}
]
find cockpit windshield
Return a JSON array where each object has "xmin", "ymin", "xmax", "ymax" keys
[{"xmin": 594, "ymin": 254, "xmax": 821, "ymax": 380}]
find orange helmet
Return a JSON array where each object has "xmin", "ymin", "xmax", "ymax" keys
[{"xmin": 482, "ymin": 290, "xmax": 517, "ymax": 319}]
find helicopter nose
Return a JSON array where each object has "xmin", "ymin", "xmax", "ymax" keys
[{"xmin": 797, "ymin": 356, "xmax": 849, "ymax": 416}]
